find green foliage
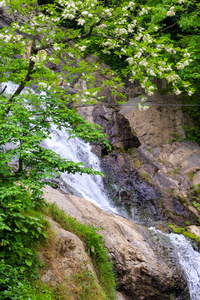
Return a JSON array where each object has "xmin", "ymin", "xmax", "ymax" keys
[
  {"xmin": 192, "ymin": 201, "xmax": 200, "ymax": 212},
  {"xmin": 44, "ymin": 203, "xmax": 116, "ymax": 300},
  {"xmin": 166, "ymin": 132, "xmax": 184, "ymax": 143},
  {"xmin": 0, "ymin": 189, "xmax": 55, "ymax": 299},
  {"xmin": 183, "ymin": 126, "xmax": 200, "ymax": 145},
  {"xmin": 0, "ymin": 260, "xmax": 54, "ymax": 300}
]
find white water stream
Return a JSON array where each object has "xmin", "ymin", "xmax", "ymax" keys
[
  {"xmin": 45, "ymin": 123, "xmax": 200, "ymax": 300},
  {"xmin": 2, "ymin": 81, "xmax": 200, "ymax": 299},
  {"xmin": 150, "ymin": 228, "xmax": 200, "ymax": 300},
  {"xmin": 43, "ymin": 124, "xmax": 117, "ymax": 213}
]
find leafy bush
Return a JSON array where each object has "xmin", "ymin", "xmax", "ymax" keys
[{"xmin": 183, "ymin": 126, "xmax": 200, "ymax": 145}]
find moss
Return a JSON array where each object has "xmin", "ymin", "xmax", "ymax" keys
[
  {"xmin": 135, "ymin": 160, "xmax": 141, "ymax": 169},
  {"xmin": 169, "ymin": 225, "xmax": 200, "ymax": 247}
]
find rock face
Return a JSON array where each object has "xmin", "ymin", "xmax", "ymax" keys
[
  {"xmin": 119, "ymin": 94, "xmax": 192, "ymax": 148},
  {"xmin": 40, "ymin": 219, "xmax": 96, "ymax": 283},
  {"xmin": 78, "ymin": 104, "xmax": 140, "ymax": 152},
  {"xmin": 43, "ymin": 186, "xmax": 188, "ymax": 300},
  {"xmin": 100, "ymin": 140, "xmax": 200, "ymax": 227}
]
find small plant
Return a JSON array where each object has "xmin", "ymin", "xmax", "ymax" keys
[
  {"xmin": 174, "ymin": 167, "xmax": 181, "ymax": 175},
  {"xmin": 192, "ymin": 201, "xmax": 200, "ymax": 211},
  {"xmin": 167, "ymin": 132, "xmax": 184, "ymax": 143},
  {"xmin": 183, "ymin": 126, "xmax": 200, "ymax": 146}
]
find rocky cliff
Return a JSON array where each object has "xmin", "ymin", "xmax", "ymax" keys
[{"xmin": 43, "ymin": 186, "xmax": 189, "ymax": 300}]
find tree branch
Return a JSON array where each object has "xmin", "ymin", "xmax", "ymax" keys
[
  {"xmin": 36, "ymin": 0, "xmax": 123, "ymax": 51},
  {"xmin": 5, "ymin": 38, "xmax": 38, "ymax": 114}
]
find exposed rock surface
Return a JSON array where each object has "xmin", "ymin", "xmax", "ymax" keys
[
  {"xmin": 43, "ymin": 186, "xmax": 188, "ymax": 300},
  {"xmin": 119, "ymin": 94, "xmax": 193, "ymax": 148},
  {"xmin": 40, "ymin": 219, "xmax": 96, "ymax": 283},
  {"xmin": 101, "ymin": 140, "xmax": 200, "ymax": 227},
  {"xmin": 78, "ymin": 104, "xmax": 140, "ymax": 152}
]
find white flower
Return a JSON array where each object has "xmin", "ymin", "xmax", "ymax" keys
[
  {"xmin": 154, "ymin": 26, "xmax": 158, "ymax": 31},
  {"xmin": 53, "ymin": 43, "xmax": 61, "ymax": 51},
  {"xmin": 139, "ymin": 60, "xmax": 148, "ymax": 67},
  {"xmin": 149, "ymin": 70, "xmax": 156, "ymax": 76},
  {"xmin": 97, "ymin": 24, "xmax": 107, "ymax": 29},
  {"xmin": 128, "ymin": 2, "xmax": 135, "ymax": 9},
  {"xmin": 139, "ymin": 7, "xmax": 149, "ymax": 16},
  {"xmin": 4, "ymin": 35, "xmax": 12, "ymax": 43},
  {"xmin": 39, "ymin": 82, "xmax": 48, "ymax": 88},
  {"xmin": 188, "ymin": 91, "xmax": 193, "ymax": 96},
  {"xmin": 143, "ymin": 34, "xmax": 152, "ymax": 43},
  {"xmin": 121, "ymin": 48, "xmax": 126, "ymax": 54},
  {"xmin": 77, "ymin": 18, "xmax": 85, "ymax": 26},
  {"xmin": 134, "ymin": 52, "xmax": 142, "ymax": 59},
  {"xmin": 135, "ymin": 33, "xmax": 142, "ymax": 41},
  {"xmin": 184, "ymin": 52, "xmax": 190, "ymax": 58},
  {"xmin": 104, "ymin": 9, "xmax": 112, "ymax": 17},
  {"xmin": 115, "ymin": 28, "xmax": 127, "ymax": 35},
  {"xmin": 82, "ymin": 11, "xmax": 88, "ymax": 16},
  {"xmin": 126, "ymin": 57, "xmax": 134, "ymax": 65},
  {"xmin": 79, "ymin": 45, "xmax": 86, "ymax": 51},
  {"xmin": 68, "ymin": 52, "xmax": 74, "ymax": 57},
  {"xmin": 151, "ymin": 52, "xmax": 158, "ymax": 57},
  {"xmin": 0, "ymin": 0, "xmax": 6, "ymax": 8},
  {"xmin": 178, "ymin": 0, "xmax": 184, "ymax": 3},
  {"xmin": 138, "ymin": 103, "xmax": 143, "ymax": 111},
  {"xmin": 167, "ymin": 7, "xmax": 175, "ymax": 17},
  {"xmin": 174, "ymin": 89, "xmax": 181, "ymax": 95},
  {"xmin": 62, "ymin": 13, "xmax": 75, "ymax": 20},
  {"xmin": 138, "ymin": 103, "xmax": 149, "ymax": 111}
]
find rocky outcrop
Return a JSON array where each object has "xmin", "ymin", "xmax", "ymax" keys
[
  {"xmin": 40, "ymin": 219, "xmax": 96, "ymax": 282},
  {"xmin": 119, "ymin": 94, "xmax": 193, "ymax": 148},
  {"xmin": 43, "ymin": 186, "xmax": 189, "ymax": 300},
  {"xmin": 100, "ymin": 139, "xmax": 200, "ymax": 227},
  {"xmin": 78, "ymin": 105, "xmax": 140, "ymax": 152}
]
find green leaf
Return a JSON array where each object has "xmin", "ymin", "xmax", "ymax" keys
[{"xmin": 25, "ymin": 259, "xmax": 32, "ymax": 267}]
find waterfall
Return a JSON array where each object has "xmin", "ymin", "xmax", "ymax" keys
[
  {"xmin": 150, "ymin": 228, "xmax": 200, "ymax": 300},
  {"xmin": 2, "ymin": 81, "xmax": 200, "ymax": 299},
  {"xmin": 43, "ymin": 123, "xmax": 117, "ymax": 213},
  {"xmin": 45, "ymin": 124, "xmax": 200, "ymax": 300}
]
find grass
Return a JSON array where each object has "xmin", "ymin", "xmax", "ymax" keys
[{"xmin": 43, "ymin": 202, "xmax": 117, "ymax": 300}]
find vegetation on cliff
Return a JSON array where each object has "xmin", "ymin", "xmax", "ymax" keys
[{"xmin": 0, "ymin": 0, "xmax": 200, "ymax": 298}]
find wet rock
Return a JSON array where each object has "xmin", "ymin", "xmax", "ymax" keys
[
  {"xmin": 43, "ymin": 186, "xmax": 189, "ymax": 300},
  {"xmin": 78, "ymin": 104, "xmax": 140, "ymax": 151},
  {"xmin": 101, "ymin": 148, "xmax": 197, "ymax": 227}
]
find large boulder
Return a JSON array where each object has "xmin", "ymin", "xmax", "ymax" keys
[{"xmin": 43, "ymin": 186, "xmax": 188, "ymax": 300}]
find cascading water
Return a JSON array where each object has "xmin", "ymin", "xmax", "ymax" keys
[
  {"xmin": 150, "ymin": 228, "xmax": 200, "ymax": 300},
  {"xmin": 2, "ymin": 81, "xmax": 200, "ymax": 299},
  {"xmin": 43, "ymin": 123, "xmax": 117, "ymax": 213},
  {"xmin": 45, "ymin": 124, "xmax": 200, "ymax": 300}
]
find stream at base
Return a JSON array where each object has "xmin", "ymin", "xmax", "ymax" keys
[{"xmin": 44, "ymin": 124, "xmax": 200, "ymax": 300}]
